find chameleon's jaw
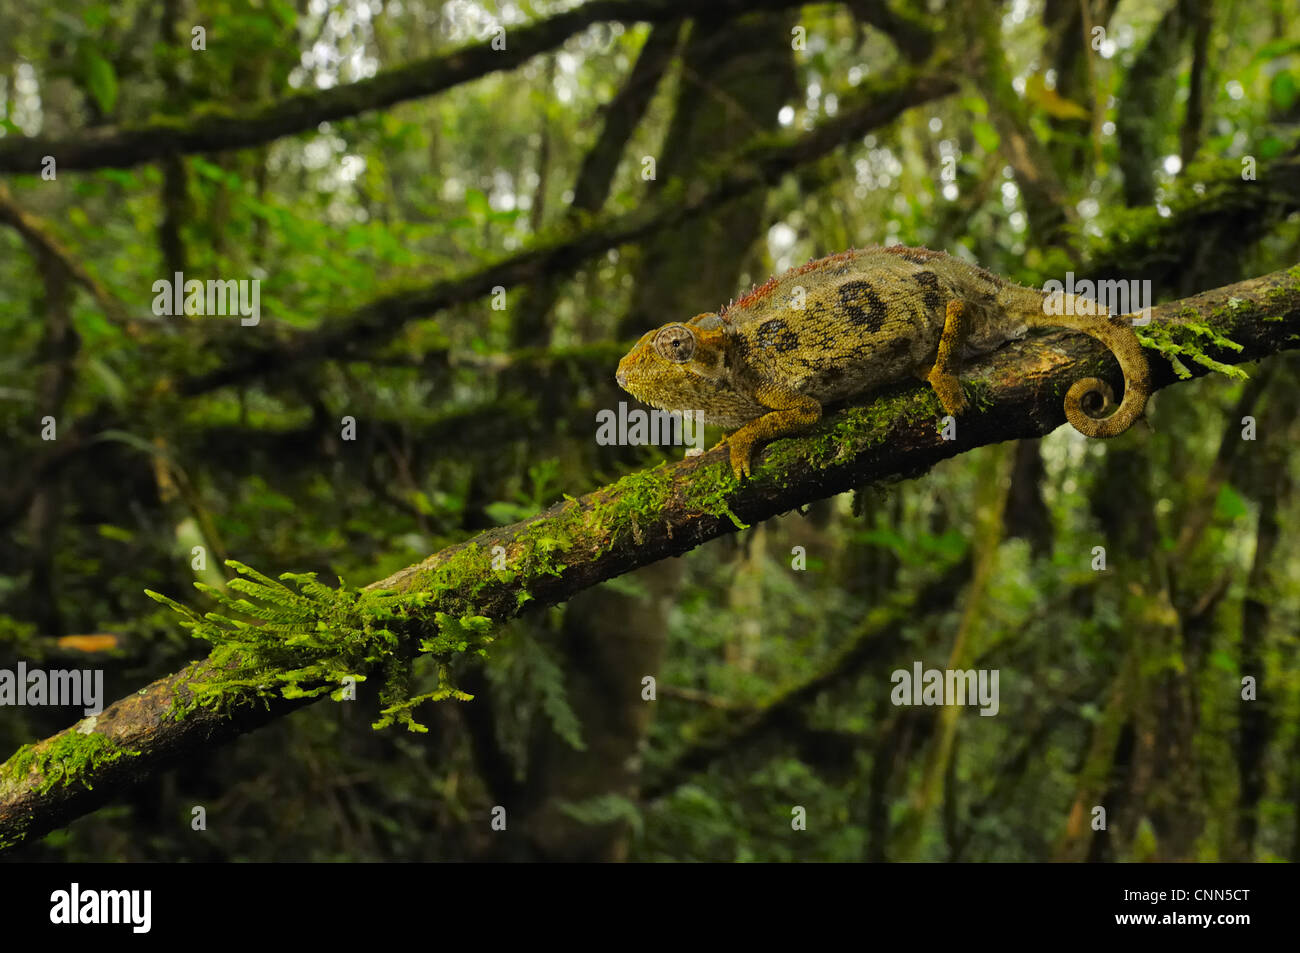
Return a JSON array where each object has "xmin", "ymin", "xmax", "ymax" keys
[
  {"xmin": 615, "ymin": 354, "xmax": 644, "ymax": 397},
  {"xmin": 614, "ymin": 362, "xmax": 655, "ymax": 408},
  {"xmin": 616, "ymin": 350, "xmax": 670, "ymax": 406},
  {"xmin": 615, "ymin": 365, "xmax": 683, "ymax": 414},
  {"xmin": 617, "ymin": 377, "xmax": 669, "ymax": 412}
]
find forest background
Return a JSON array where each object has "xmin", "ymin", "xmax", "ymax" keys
[{"xmin": 2, "ymin": 0, "xmax": 1300, "ymax": 862}]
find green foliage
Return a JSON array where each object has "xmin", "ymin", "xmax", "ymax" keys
[
  {"xmin": 485, "ymin": 459, "xmax": 565, "ymax": 524},
  {"xmin": 851, "ymin": 526, "xmax": 969, "ymax": 566},
  {"xmin": 558, "ymin": 793, "xmax": 643, "ymax": 837},
  {"xmin": 486, "ymin": 629, "xmax": 586, "ymax": 779},
  {"xmin": 145, "ymin": 560, "xmax": 495, "ymax": 732},
  {"xmin": 2, "ymin": 731, "xmax": 139, "ymax": 796},
  {"xmin": 81, "ymin": 51, "xmax": 118, "ymax": 114},
  {"xmin": 1137, "ymin": 315, "xmax": 1249, "ymax": 380},
  {"xmin": 0, "ymin": 614, "xmax": 41, "ymax": 660}
]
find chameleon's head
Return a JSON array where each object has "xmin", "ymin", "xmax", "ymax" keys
[{"xmin": 615, "ymin": 313, "xmax": 739, "ymax": 420}]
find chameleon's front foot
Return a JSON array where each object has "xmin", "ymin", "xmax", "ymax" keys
[
  {"xmin": 710, "ymin": 434, "xmax": 757, "ymax": 480},
  {"xmin": 714, "ymin": 397, "xmax": 821, "ymax": 479}
]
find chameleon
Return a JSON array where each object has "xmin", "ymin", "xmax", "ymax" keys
[{"xmin": 615, "ymin": 245, "xmax": 1150, "ymax": 478}]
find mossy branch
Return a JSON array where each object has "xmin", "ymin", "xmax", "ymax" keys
[
  {"xmin": 142, "ymin": 561, "xmax": 490, "ymax": 730},
  {"xmin": 2, "ymin": 264, "xmax": 1298, "ymax": 853},
  {"xmin": 0, "ymin": 0, "xmax": 807, "ymax": 174}
]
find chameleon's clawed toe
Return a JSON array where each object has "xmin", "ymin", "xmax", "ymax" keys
[{"xmin": 728, "ymin": 440, "xmax": 753, "ymax": 480}]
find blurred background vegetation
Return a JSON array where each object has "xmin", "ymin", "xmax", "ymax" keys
[{"xmin": 2, "ymin": 0, "xmax": 1300, "ymax": 861}]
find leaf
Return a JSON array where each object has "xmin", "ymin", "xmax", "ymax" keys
[
  {"xmin": 485, "ymin": 500, "xmax": 536, "ymax": 525},
  {"xmin": 94, "ymin": 428, "xmax": 171, "ymax": 459},
  {"xmin": 1270, "ymin": 70, "xmax": 1297, "ymax": 112},
  {"xmin": 1250, "ymin": 39, "xmax": 1300, "ymax": 64},
  {"xmin": 1023, "ymin": 73, "xmax": 1091, "ymax": 121},
  {"xmin": 96, "ymin": 524, "xmax": 134, "ymax": 542},
  {"xmin": 268, "ymin": 0, "xmax": 298, "ymax": 25},
  {"xmin": 1214, "ymin": 484, "xmax": 1248, "ymax": 520},
  {"xmin": 1259, "ymin": 137, "xmax": 1285, "ymax": 159},
  {"xmin": 464, "ymin": 188, "xmax": 490, "ymax": 218},
  {"xmin": 86, "ymin": 356, "xmax": 127, "ymax": 407},
  {"xmin": 84, "ymin": 52, "xmax": 118, "ymax": 114},
  {"xmin": 98, "ymin": 168, "xmax": 137, "ymax": 187},
  {"xmin": 1209, "ymin": 650, "xmax": 1238, "ymax": 674},
  {"xmin": 971, "ymin": 120, "xmax": 1000, "ymax": 153},
  {"xmin": 557, "ymin": 793, "xmax": 642, "ymax": 836},
  {"xmin": 190, "ymin": 157, "xmax": 227, "ymax": 181}
]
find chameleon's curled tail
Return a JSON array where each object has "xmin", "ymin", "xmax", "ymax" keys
[{"xmin": 1048, "ymin": 307, "xmax": 1151, "ymax": 438}]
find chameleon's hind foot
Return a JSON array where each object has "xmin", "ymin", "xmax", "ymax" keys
[
  {"xmin": 926, "ymin": 368, "xmax": 969, "ymax": 416},
  {"xmin": 925, "ymin": 299, "xmax": 972, "ymax": 416}
]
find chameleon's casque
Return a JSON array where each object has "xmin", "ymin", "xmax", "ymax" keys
[{"xmin": 615, "ymin": 245, "xmax": 1151, "ymax": 478}]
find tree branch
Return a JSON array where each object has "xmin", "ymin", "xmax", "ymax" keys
[
  {"xmin": 0, "ymin": 0, "xmax": 805, "ymax": 174},
  {"xmin": 2, "ymin": 264, "xmax": 1298, "ymax": 853}
]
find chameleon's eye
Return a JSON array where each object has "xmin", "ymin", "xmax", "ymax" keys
[{"xmin": 653, "ymin": 324, "xmax": 695, "ymax": 363}]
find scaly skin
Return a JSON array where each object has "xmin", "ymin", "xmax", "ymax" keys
[{"xmin": 616, "ymin": 245, "xmax": 1151, "ymax": 478}]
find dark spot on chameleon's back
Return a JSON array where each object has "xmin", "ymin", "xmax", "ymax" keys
[
  {"xmin": 912, "ymin": 271, "xmax": 944, "ymax": 312},
  {"xmin": 837, "ymin": 280, "xmax": 889, "ymax": 332},
  {"xmin": 756, "ymin": 318, "xmax": 800, "ymax": 352}
]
